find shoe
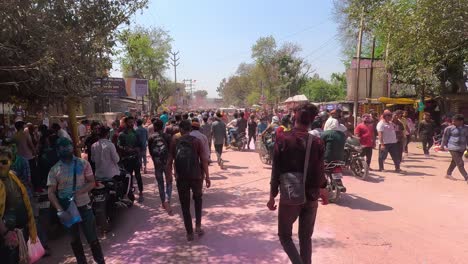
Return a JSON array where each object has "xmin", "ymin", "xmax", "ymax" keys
[
  {"xmin": 395, "ymin": 169, "xmax": 405, "ymax": 174},
  {"xmin": 187, "ymin": 233, "xmax": 195, "ymax": 242},
  {"xmin": 43, "ymin": 246, "xmax": 51, "ymax": 257},
  {"xmin": 195, "ymin": 226, "xmax": 205, "ymax": 237},
  {"xmin": 445, "ymin": 175, "xmax": 456, "ymax": 180},
  {"xmin": 138, "ymin": 195, "xmax": 144, "ymax": 203},
  {"xmin": 369, "ymin": 168, "xmax": 374, "ymax": 171},
  {"xmin": 379, "ymin": 168, "xmax": 384, "ymax": 172},
  {"xmin": 424, "ymin": 154, "xmax": 430, "ymax": 158}
]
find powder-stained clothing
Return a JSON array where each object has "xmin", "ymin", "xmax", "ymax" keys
[{"xmin": 47, "ymin": 157, "xmax": 94, "ymax": 207}]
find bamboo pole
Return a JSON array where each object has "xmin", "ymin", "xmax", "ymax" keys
[{"xmin": 66, "ymin": 97, "xmax": 81, "ymax": 157}]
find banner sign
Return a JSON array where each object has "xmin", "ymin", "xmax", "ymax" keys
[
  {"xmin": 135, "ymin": 79, "xmax": 149, "ymax": 97},
  {"xmin": 93, "ymin": 78, "xmax": 127, "ymax": 97}
]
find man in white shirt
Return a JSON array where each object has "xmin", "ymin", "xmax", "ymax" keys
[
  {"xmin": 323, "ymin": 109, "xmax": 341, "ymax": 131},
  {"xmin": 78, "ymin": 120, "xmax": 88, "ymax": 139},
  {"xmin": 91, "ymin": 126, "xmax": 120, "ymax": 180},
  {"xmin": 52, "ymin": 123, "xmax": 72, "ymax": 141},
  {"xmin": 377, "ymin": 110, "xmax": 402, "ymax": 173}
]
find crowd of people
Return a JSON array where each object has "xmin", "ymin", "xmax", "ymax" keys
[{"xmin": 0, "ymin": 104, "xmax": 466, "ymax": 264}]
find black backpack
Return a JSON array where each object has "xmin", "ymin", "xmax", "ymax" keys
[
  {"xmin": 175, "ymin": 135, "xmax": 201, "ymax": 179},
  {"xmin": 150, "ymin": 132, "xmax": 168, "ymax": 165}
]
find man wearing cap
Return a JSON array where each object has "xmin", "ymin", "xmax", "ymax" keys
[
  {"xmin": 377, "ymin": 110, "xmax": 402, "ymax": 172},
  {"xmin": 190, "ymin": 118, "xmax": 210, "ymax": 163}
]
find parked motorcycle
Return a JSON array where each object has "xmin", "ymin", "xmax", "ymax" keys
[
  {"xmin": 324, "ymin": 161, "xmax": 346, "ymax": 203},
  {"xmin": 256, "ymin": 136, "xmax": 272, "ymax": 165},
  {"xmin": 91, "ymin": 167, "xmax": 134, "ymax": 231},
  {"xmin": 344, "ymin": 137, "xmax": 369, "ymax": 180}
]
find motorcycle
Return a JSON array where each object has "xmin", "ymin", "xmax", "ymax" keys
[
  {"xmin": 256, "ymin": 135, "xmax": 272, "ymax": 165},
  {"xmin": 344, "ymin": 137, "xmax": 369, "ymax": 180},
  {"xmin": 324, "ymin": 161, "xmax": 346, "ymax": 203},
  {"xmin": 91, "ymin": 167, "xmax": 134, "ymax": 232},
  {"xmin": 229, "ymin": 131, "xmax": 248, "ymax": 151}
]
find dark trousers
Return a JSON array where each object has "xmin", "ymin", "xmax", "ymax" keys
[
  {"xmin": 29, "ymin": 158, "xmax": 40, "ymax": 189},
  {"xmin": 421, "ymin": 136, "xmax": 433, "ymax": 155},
  {"xmin": 176, "ymin": 179, "xmax": 203, "ymax": 234},
  {"xmin": 154, "ymin": 164, "xmax": 172, "ymax": 203},
  {"xmin": 278, "ymin": 200, "xmax": 318, "ymax": 264},
  {"xmin": 248, "ymin": 134, "xmax": 256, "ymax": 148},
  {"xmin": 404, "ymin": 135, "xmax": 411, "ymax": 153},
  {"xmin": 378, "ymin": 143, "xmax": 401, "ymax": 170},
  {"xmin": 122, "ymin": 157, "xmax": 143, "ymax": 193},
  {"xmin": 68, "ymin": 205, "xmax": 104, "ymax": 264},
  {"xmin": 214, "ymin": 144, "xmax": 223, "ymax": 161},
  {"xmin": 396, "ymin": 141, "xmax": 404, "ymax": 161},
  {"xmin": 447, "ymin": 151, "xmax": 468, "ymax": 179},
  {"xmin": 361, "ymin": 147, "xmax": 373, "ymax": 166}
]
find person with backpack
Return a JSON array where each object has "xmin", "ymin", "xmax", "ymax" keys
[
  {"xmin": 211, "ymin": 111, "xmax": 228, "ymax": 168},
  {"xmin": 148, "ymin": 119, "xmax": 173, "ymax": 214},
  {"xmin": 166, "ymin": 120, "xmax": 211, "ymax": 242}
]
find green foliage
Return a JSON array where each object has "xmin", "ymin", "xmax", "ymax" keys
[
  {"xmin": 218, "ymin": 36, "xmax": 311, "ymax": 106},
  {"xmin": 301, "ymin": 74, "xmax": 346, "ymax": 102},
  {"xmin": 0, "ymin": 0, "xmax": 148, "ymax": 100},
  {"xmin": 334, "ymin": 0, "xmax": 468, "ymax": 95},
  {"xmin": 194, "ymin": 90, "xmax": 208, "ymax": 99},
  {"xmin": 118, "ymin": 26, "xmax": 173, "ymax": 112}
]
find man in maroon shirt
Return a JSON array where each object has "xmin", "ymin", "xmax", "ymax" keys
[{"xmin": 267, "ymin": 103, "xmax": 328, "ymax": 264}]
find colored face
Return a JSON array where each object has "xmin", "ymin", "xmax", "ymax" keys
[
  {"xmin": 0, "ymin": 155, "xmax": 11, "ymax": 175},
  {"xmin": 57, "ymin": 144, "xmax": 73, "ymax": 160},
  {"xmin": 126, "ymin": 119, "xmax": 134, "ymax": 128}
]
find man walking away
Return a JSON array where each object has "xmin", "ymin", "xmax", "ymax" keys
[
  {"xmin": 47, "ymin": 138, "xmax": 105, "ymax": 264},
  {"xmin": 166, "ymin": 120, "xmax": 211, "ymax": 241},
  {"xmin": 211, "ymin": 112, "xmax": 228, "ymax": 168},
  {"xmin": 135, "ymin": 119, "xmax": 149, "ymax": 174},
  {"xmin": 118, "ymin": 116, "xmax": 144, "ymax": 203},
  {"xmin": 84, "ymin": 121, "xmax": 101, "ymax": 174},
  {"xmin": 393, "ymin": 111, "xmax": 405, "ymax": 162},
  {"xmin": 418, "ymin": 112, "xmax": 436, "ymax": 157},
  {"xmin": 247, "ymin": 114, "xmax": 257, "ymax": 150},
  {"xmin": 148, "ymin": 119, "xmax": 173, "ymax": 214},
  {"xmin": 200, "ymin": 115, "xmax": 213, "ymax": 153},
  {"xmin": 355, "ymin": 114, "xmax": 375, "ymax": 170},
  {"xmin": 441, "ymin": 114, "xmax": 468, "ymax": 182},
  {"xmin": 377, "ymin": 110, "xmax": 402, "ymax": 173},
  {"xmin": 267, "ymin": 103, "xmax": 328, "ymax": 264},
  {"xmin": 190, "ymin": 119, "xmax": 211, "ymax": 164}
]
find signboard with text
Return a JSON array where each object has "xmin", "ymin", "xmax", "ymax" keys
[{"xmin": 93, "ymin": 78, "xmax": 127, "ymax": 97}]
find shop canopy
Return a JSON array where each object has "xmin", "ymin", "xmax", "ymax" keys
[
  {"xmin": 377, "ymin": 97, "xmax": 416, "ymax": 105},
  {"xmin": 284, "ymin": 94, "xmax": 309, "ymax": 103}
]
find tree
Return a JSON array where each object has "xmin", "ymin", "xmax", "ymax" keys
[
  {"xmin": 333, "ymin": 0, "xmax": 468, "ymax": 96},
  {"xmin": 0, "ymin": 0, "xmax": 149, "ymax": 99},
  {"xmin": 193, "ymin": 90, "xmax": 208, "ymax": 100},
  {"xmin": 301, "ymin": 75, "xmax": 346, "ymax": 102},
  {"xmin": 118, "ymin": 26, "xmax": 173, "ymax": 112}
]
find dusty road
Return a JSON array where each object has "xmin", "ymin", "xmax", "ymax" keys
[{"xmin": 39, "ymin": 142, "xmax": 468, "ymax": 264}]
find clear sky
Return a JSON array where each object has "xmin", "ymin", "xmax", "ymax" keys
[{"xmin": 111, "ymin": 0, "xmax": 345, "ymax": 98}]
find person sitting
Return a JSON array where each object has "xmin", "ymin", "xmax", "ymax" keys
[{"xmin": 321, "ymin": 122, "xmax": 347, "ymax": 192}]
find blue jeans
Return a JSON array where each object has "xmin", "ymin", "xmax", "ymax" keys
[
  {"xmin": 140, "ymin": 148, "xmax": 147, "ymax": 167},
  {"xmin": 228, "ymin": 128, "xmax": 237, "ymax": 144},
  {"xmin": 155, "ymin": 165, "xmax": 172, "ymax": 203}
]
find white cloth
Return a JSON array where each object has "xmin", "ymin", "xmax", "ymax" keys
[
  {"xmin": 78, "ymin": 124, "xmax": 87, "ymax": 137},
  {"xmin": 58, "ymin": 129, "xmax": 72, "ymax": 141},
  {"xmin": 91, "ymin": 139, "xmax": 120, "ymax": 180},
  {"xmin": 377, "ymin": 120, "xmax": 397, "ymax": 144},
  {"xmin": 324, "ymin": 117, "xmax": 340, "ymax": 131}
]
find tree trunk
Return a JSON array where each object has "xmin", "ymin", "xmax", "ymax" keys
[{"xmin": 66, "ymin": 97, "xmax": 81, "ymax": 157}]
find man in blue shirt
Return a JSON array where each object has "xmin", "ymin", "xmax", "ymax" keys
[
  {"xmin": 441, "ymin": 114, "xmax": 468, "ymax": 182},
  {"xmin": 160, "ymin": 111, "xmax": 169, "ymax": 128},
  {"xmin": 135, "ymin": 119, "xmax": 149, "ymax": 174}
]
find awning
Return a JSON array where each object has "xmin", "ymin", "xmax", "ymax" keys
[{"xmin": 378, "ymin": 97, "xmax": 416, "ymax": 105}]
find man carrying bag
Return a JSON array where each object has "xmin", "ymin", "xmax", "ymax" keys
[
  {"xmin": 47, "ymin": 138, "xmax": 105, "ymax": 264},
  {"xmin": 267, "ymin": 103, "xmax": 328, "ymax": 264}
]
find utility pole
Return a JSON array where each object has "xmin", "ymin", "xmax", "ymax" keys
[
  {"xmin": 369, "ymin": 37, "xmax": 376, "ymax": 98},
  {"xmin": 170, "ymin": 51, "xmax": 180, "ymax": 105},
  {"xmin": 353, "ymin": 8, "xmax": 365, "ymax": 128},
  {"xmin": 183, "ymin": 79, "xmax": 194, "ymax": 107}
]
